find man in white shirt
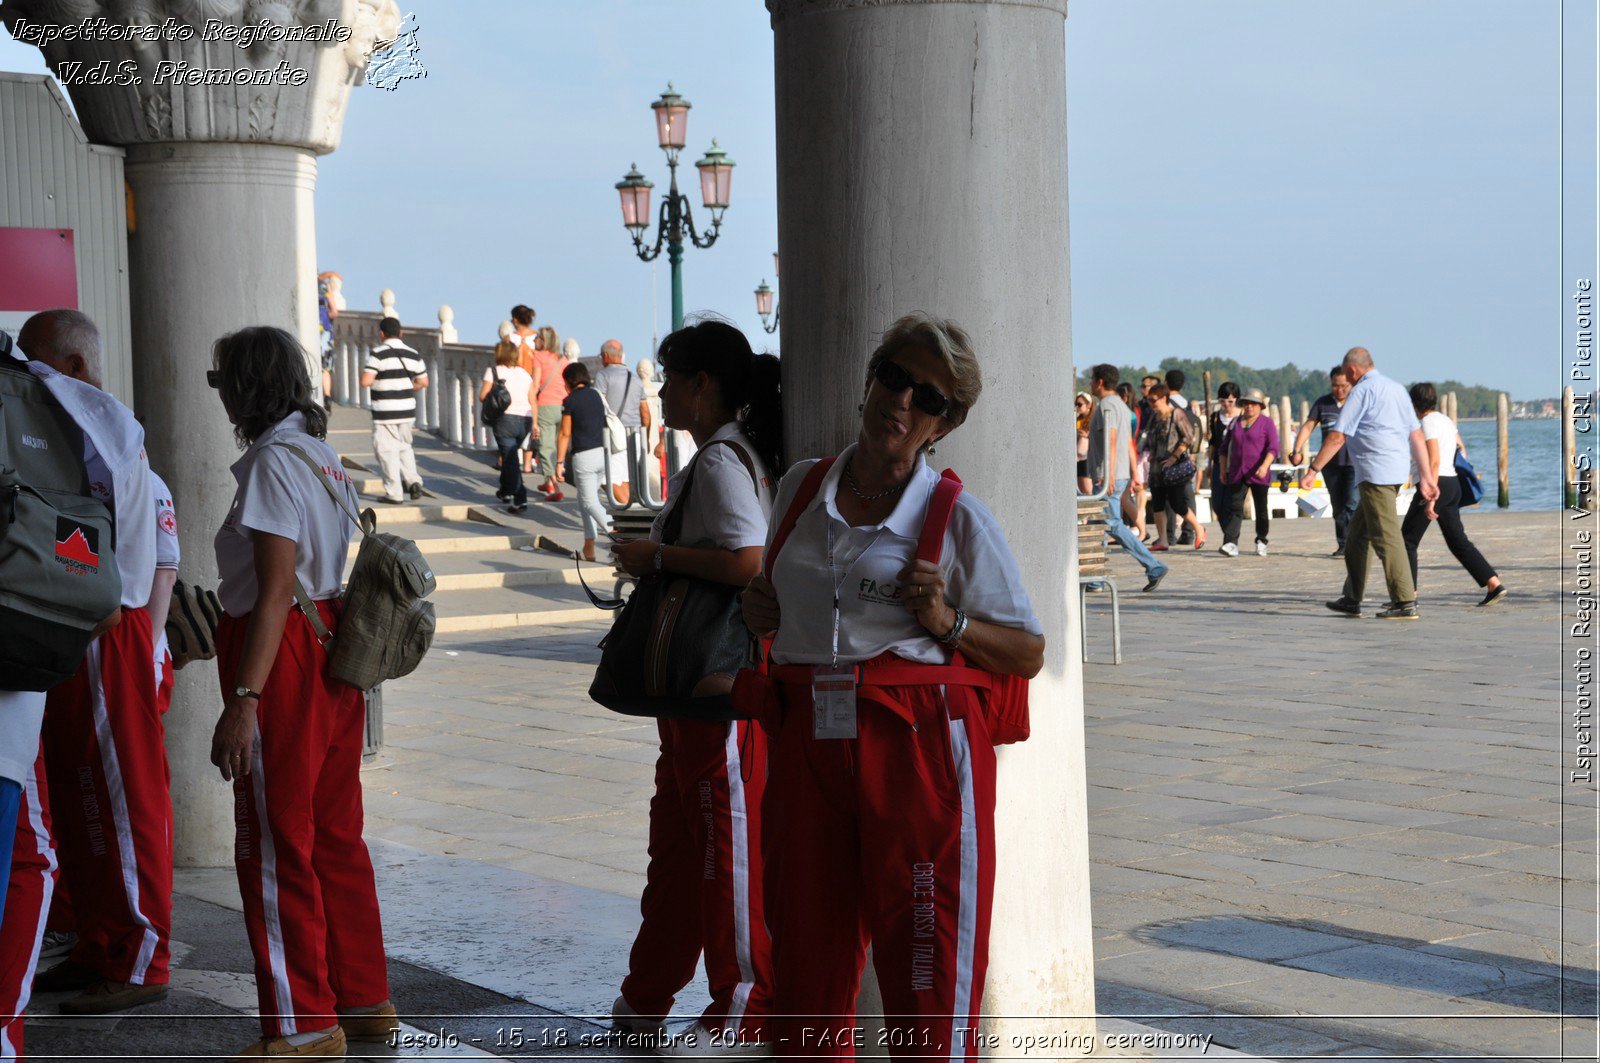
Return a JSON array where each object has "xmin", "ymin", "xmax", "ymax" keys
[
  {"xmin": 360, "ymin": 317, "xmax": 429, "ymax": 503},
  {"xmin": 4, "ymin": 310, "xmax": 171, "ymax": 1029},
  {"xmin": 594, "ymin": 339, "xmax": 644, "ymax": 505}
]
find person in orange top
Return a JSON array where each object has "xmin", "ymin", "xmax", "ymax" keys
[{"xmin": 530, "ymin": 326, "xmax": 571, "ymax": 499}]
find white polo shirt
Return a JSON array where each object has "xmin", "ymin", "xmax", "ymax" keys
[
  {"xmin": 28, "ymin": 361, "xmax": 155, "ymax": 610},
  {"xmin": 650, "ymin": 422, "xmax": 774, "ymax": 550},
  {"xmin": 768, "ymin": 445, "xmax": 1042, "ymax": 666},
  {"xmin": 150, "ymin": 470, "xmax": 180, "ymax": 669},
  {"xmin": 214, "ymin": 413, "xmax": 358, "ymax": 617}
]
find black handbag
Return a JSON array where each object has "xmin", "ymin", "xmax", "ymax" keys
[
  {"xmin": 587, "ymin": 439, "xmax": 759, "ymax": 721},
  {"xmin": 480, "ymin": 367, "xmax": 512, "ymax": 427}
]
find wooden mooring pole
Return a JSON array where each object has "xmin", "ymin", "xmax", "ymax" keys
[
  {"xmin": 1563, "ymin": 386, "xmax": 1577, "ymax": 509},
  {"xmin": 1497, "ymin": 392, "xmax": 1510, "ymax": 509}
]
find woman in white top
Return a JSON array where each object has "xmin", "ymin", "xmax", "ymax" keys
[
  {"xmin": 607, "ymin": 322, "xmax": 782, "ymax": 1057},
  {"xmin": 480, "ymin": 338, "xmax": 538, "ymax": 511},
  {"xmin": 1401, "ymin": 382, "xmax": 1505, "ymax": 606},
  {"xmin": 208, "ymin": 327, "xmax": 394, "ymax": 1059},
  {"xmin": 741, "ymin": 314, "xmax": 1044, "ymax": 1061}
]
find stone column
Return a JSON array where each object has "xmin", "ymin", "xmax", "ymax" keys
[
  {"xmin": 5, "ymin": 0, "xmax": 400, "ymax": 866},
  {"xmin": 769, "ymin": 0, "xmax": 1092, "ymax": 1053}
]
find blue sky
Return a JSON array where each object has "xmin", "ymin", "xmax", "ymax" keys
[{"xmin": 2, "ymin": 1, "xmax": 1592, "ymax": 398}]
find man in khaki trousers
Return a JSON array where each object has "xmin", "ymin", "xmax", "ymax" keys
[
  {"xmin": 1300, "ymin": 347, "xmax": 1439, "ymax": 620},
  {"xmin": 360, "ymin": 317, "xmax": 429, "ymax": 503}
]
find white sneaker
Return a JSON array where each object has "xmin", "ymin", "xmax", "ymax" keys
[
  {"xmin": 1256, "ymin": 542, "xmax": 1268, "ymax": 557},
  {"xmin": 39, "ymin": 930, "xmax": 76, "ymax": 961},
  {"xmin": 657, "ymin": 1024, "xmax": 772, "ymax": 1058},
  {"xmin": 1220, "ymin": 542, "xmax": 1239, "ymax": 557},
  {"xmin": 612, "ymin": 995, "xmax": 665, "ymax": 1037}
]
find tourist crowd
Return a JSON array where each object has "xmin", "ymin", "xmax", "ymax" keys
[{"xmin": 1082, "ymin": 351, "xmax": 1507, "ymax": 616}]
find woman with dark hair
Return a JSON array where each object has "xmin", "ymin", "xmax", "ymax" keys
[
  {"xmin": 1207, "ymin": 381, "xmax": 1241, "ymax": 533},
  {"xmin": 555, "ymin": 361, "xmax": 612, "ymax": 560},
  {"xmin": 608, "ymin": 320, "xmax": 782, "ymax": 1057},
  {"xmin": 208, "ymin": 326, "xmax": 393, "ymax": 1060},
  {"xmin": 1401, "ymin": 382, "xmax": 1506, "ymax": 606},
  {"xmin": 741, "ymin": 314, "xmax": 1043, "ymax": 1060}
]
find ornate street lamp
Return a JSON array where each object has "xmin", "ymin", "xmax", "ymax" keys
[
  {"xmin": 616, "ymin": 83, "xmax": 735, "ymax": 333},
  {"xmin": 754, "ymin": 279, "xmax": 777, "ymax": 334},
  {"xmin": 755, "ymin": 250, "xmax": 780, "ymax": 333}
]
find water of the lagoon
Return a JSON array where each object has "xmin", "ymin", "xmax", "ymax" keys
[{"xmin": 1455, "ymin": 418, "xmax": 1586, "ymax": 512}]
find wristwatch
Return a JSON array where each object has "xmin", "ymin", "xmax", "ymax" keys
[
  {"xmin": 232, "ymin": 686, "xmax": 262, "ymax": 702},
  {"xmin": 653, "ymin": 543, "xmax": 665, "ymax": 574}
]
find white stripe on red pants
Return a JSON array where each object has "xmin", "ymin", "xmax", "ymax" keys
[
  {"xmin": 217, "ymin": 603, "xmax": 388, "ymax": 1039},
  {"xmin": 0, "ymin": 748, "xmax": 59, "ymax": 1059},
  {"xmin": 621, "ymin": 717, "xmax": 771, "ymax": 1042},
  {"xmin": 762, "ymin": 671, "xmax": 998, "ymax": 1061},
  {"xmin": 42, "ymin": 611, "xmax": 171, "ymax": 986}
]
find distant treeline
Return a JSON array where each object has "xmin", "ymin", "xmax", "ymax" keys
[{"xmin": 1074, "ymin": 357, "xmax": 1508, "ymax": 419}]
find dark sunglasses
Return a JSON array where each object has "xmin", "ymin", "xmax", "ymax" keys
[
  {"xmin": 873, "ymin": 358, "xmax": 950, "ymax": 418},
  {"xmin": 206, "ymin": 369, "xmax": 222, "ymax": 389}
]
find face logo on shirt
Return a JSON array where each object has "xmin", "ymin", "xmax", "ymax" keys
[
  {"xmin": 857, "ymin": 577, "xmax": 904, "ymax": 607},
  {"xmin": 54, "ymin": 518, "xmax": 101, "ymax": 574}
]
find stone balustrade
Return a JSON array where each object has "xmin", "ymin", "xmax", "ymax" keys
[{"xmin": 330, "ymin": 300, "xmax": 495, "ymax": 450}]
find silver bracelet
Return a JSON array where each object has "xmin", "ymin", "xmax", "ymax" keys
[
  {"xmin": 938, "ymin": 609, "xmax": 969, "ymax": 649},
  {"xmin": 653, "ymin": 543, "xmax": 665, "ymax": 574}
]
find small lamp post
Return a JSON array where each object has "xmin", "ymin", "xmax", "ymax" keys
[
  {"xmin": 615, "ymin": 83, "xmax": 735, "ymax": 333},
  {"xmin": 755, "ymin": 250, "xmax": 780, "ymax": 334}
]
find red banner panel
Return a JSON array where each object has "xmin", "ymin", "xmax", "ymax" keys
[{"xmin": 0, "ymin": 229, "xmax": 78, "ymax": 311}]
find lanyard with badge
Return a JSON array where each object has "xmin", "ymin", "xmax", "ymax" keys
[{"xmin": 813, "ymin": 518, "xmax": 888, "ymax": 740}]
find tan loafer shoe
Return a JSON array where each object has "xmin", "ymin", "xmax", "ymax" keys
[
  {"xmin": 337, "ymin": 1000, "xmax": 399, "ymax": 1041},
  {"xmin": 58, "ymin": 979, "xmax": 169, "ymax": 1014},
  {"xmin": 231, "ymin": 1026, "xmax": 346, "ymax": 1060}
]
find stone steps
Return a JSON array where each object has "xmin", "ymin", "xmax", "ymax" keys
[{"xmin": 327, "ymin": 404, "xmax": 614, "ymax": 634}]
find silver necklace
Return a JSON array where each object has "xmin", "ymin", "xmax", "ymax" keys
[{"xmin": 843, "ymin": 456, "xmax": 909, "ymax": 509}]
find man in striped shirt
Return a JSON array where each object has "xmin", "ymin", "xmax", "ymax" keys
[{"xmin": 360, "ymin": 317, "xmax": 429, "ymax": 502}]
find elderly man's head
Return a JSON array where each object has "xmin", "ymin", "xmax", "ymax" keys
[
  {"xmin": 18, "ymin": 309, "xmax": 103, "ymax": 388},
  {"xmin": 601, "ymin": 339, "xmax": 624, "ymax": 365},
  {"xmin": 1341, "ymin": 346, "xmax": 1374, "ymax": 384}
]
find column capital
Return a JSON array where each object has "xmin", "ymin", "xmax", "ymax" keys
[
  {"xmin": 0, "ymin": 0, "xmax": 401, "ymax": 154},
  {"xmin": 767, "ymin": 0, "xmax": 1069, "ymax": 25}
]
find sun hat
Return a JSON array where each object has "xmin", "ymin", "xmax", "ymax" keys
[{"xmin": 1240, "ymin": 387, "xmax": 1268, "ymax": 407}]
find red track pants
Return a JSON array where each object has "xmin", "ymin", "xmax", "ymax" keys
[
  {"xmin": 217, "ymin": 604, "xmax": 388, "ymax": 1038},
  {"xmin": 621, "ymin": 718, "xmax": 771, "ymax": 1043},
  {"xmin": 0, "ymin": 749, "xmax": 58, "ymax": 1059},
  {"xmin": 41, "ymin": 612, "xmax": 171, "ymax": 987},
  {"xmin": 763, "ymin": 671, "xmax": 998, "ymax": 1061}
]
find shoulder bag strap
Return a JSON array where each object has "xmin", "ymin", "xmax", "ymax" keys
[
  {"xmin": 762, "ymin": 457, "xmax": 836, "ymax": 581},
  {"xmin": 915, "ymin": 469, "xmax": 964, "ymax": 565},
  {"xmin": 267, "ymin": 440, "xmax": 371, "ymax": 645}
]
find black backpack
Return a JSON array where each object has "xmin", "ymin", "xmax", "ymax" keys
[
  {"xmin": 480, "ymin": 367, "xmax": 512, "ymax": 427},
  {"xmin": 0, "ymin": 335, "xmax": 123, "ymax": 690}
]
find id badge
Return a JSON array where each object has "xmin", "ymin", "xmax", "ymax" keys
[{"xmin": 812, "ymin": 665, "xmax": 858, "ymax": 740}]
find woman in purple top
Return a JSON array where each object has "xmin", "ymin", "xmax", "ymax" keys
[{"xmin": 1217, "ymin": 388, "xmax": 1280, "ymax": 557}]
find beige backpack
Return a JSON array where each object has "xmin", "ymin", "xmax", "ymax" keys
[{"xmin": 273, "ymin": 443, "xmax": 436, "ymax": 691}]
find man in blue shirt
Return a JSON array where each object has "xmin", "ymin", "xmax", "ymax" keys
[{"xmin": 1300, "ymin": 347, "xmax": 1439, "ymax": 620}]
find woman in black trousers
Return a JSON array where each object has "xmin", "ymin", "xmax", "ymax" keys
[{"xmin": 1401, "ymin": 383, "xmax": 1507, "ymax": 607}]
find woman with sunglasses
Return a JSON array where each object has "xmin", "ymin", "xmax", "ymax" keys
[
  {"xmin": 608, "ymin": 321, "xmax": 783, "ymax": 1057},
  {"xmin": 1074, "ymin": 391, "xmax": 1093, "ymax": 493},
  {"xmin": 208, "ymin": 328, "xmax": 394, "ymax": 1060},
  {"xmin": 741, "ymin": 314, "xmax": 1044, "ymax": 1061}
]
